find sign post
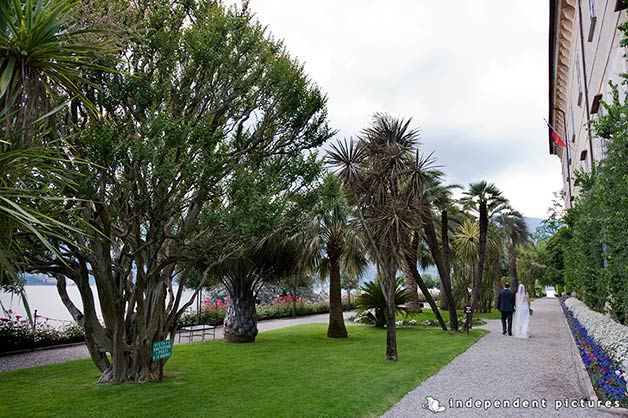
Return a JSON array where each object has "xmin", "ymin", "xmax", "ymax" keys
[
  {"xmin": 152, "ymin": 339, "xmax": 173, "ymax": 382},
  {"xmin": 464, "ymin": 306, "xmax": 472, "ymax": 335}
]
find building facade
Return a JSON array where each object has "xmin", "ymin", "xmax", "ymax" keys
[{"xmin": 549, "ymin": 0, "xmax": 628, "ymax": 206}]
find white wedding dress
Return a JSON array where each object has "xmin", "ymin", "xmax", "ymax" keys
[{"xmin": 513, "ymin": 284, "xmax": 530, "ymax": 338}]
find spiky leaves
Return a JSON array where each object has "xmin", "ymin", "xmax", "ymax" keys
[
  {"xmin": 461, "ymin": 181, "xmax": 508, "ymax": 329},
  {"xmin": 327, "ymin": 113, "xmax": 434, "ymax": 360},
  {"xmin": 355, "ymin": 278, "xmax": 413, "ymax": 328},
  {"xmin": 496, "ymin": 209, "xmax": 530, "ymax": 290},
  {"xmin": 296, "ymin": 174, "xmax": 366, "ymax": 338}
]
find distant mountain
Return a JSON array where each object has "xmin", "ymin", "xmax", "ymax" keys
[
  {"xmin": 22, "ymin": 273, "xmax": 56, "ymax": 286},
  {"xmin": 359, "ymin": 261, "xmax": 437, "ymax": 284},
  {"xmin": 524, "ymin": 217, "xmax": 543, "ymax": 237}
]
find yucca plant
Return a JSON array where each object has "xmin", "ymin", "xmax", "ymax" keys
[
  {"xmin": 0, "ymin": 0, "xmax": 110, "ymax": 126},
  {"xmin": 0, "ymin": 0, "xmax": 112, "ymax": 325},
  {"xmin": 354, "ymin": 278, "xmax": 413, "ymax": 328}
]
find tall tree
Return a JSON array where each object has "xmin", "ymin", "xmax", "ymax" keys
[
  {"xmin": 298, "ymin": 174, "xmax": 365, "ymax": 338},
  {"xmin": 26, "ymin": 1, "xmax": 332, "ymax": 382},
  {"xmin": 496, "ymin": 209, "xmax": 529, "ymax": 291},
  {"xmin": 328, "ymin": 114, "xmax": 440, "ymax": 360},
  {"xmin": 452, "ymin": 217, "xmax": 479, "ymax": 307},
  {"xmin": 200, "ymin": 153, "xmax": 322, "ymax": 343},
  {"xmin": 419, "ymin": 175, "xmax": 460, "ymax": 331},
  {"xmin": 461, "ymin": 181, "xmax": 507, "ymax": 330}
]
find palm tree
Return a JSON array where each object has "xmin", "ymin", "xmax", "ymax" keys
[
  {"xmin": 298, "ymin": 174, "xmax": 366, "ymax": 338},
  {"xmin": 418, "ymin": 174, "xmax": 461, "ymax": 331},
  {"xmin": 212, "ymin": 237, "xmax": 299, "ymax": 343},
  {"xmin": 328, "ymin": 114, "xmax": 441, "ymax": 360},
  {"xmin": 460, "ymin": 181, "xmax": 508, "ymax": 330},
  {"xmin": 452, "ymin": 217, "xmax": 479, "ymax": 306},
  {"xmin": 496, "ymin": 209, "xmax": 530, "ymax": 291}
]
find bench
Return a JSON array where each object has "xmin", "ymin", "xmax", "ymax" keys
[{"xmin": 178, "ymin": 324, "xmax": 216, "ymax": 343}]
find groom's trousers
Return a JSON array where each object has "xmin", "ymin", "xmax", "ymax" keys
[{"xmin": 500, "ymin": 311, "xmax": 513, "ymax": 335}]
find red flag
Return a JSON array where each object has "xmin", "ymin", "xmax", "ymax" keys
[{"xmin": 546, "ymin": 121, "xmax": 566, "ymax": 147}]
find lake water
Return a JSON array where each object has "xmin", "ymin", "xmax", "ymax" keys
[{"xmin": 0, "ymin": 285, "xmax": 196, "ymax": 325}]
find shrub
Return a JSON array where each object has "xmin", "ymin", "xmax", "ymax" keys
[
  {"xmin": 0, "ymin": 316, "xmax": 85, "ymax": 353},
  {"xmin": 178, "ymin": 294, "xmax": 353, "ymax": 327},
  {"xmin": 354, "ymin": 278, "xmax": 413, "ymax": 328}
]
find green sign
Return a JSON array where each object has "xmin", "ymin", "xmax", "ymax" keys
[{"xmin": 152, "ymin": 340, "xmax": 172, "ymax": 361}]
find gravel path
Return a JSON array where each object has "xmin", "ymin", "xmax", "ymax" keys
[
  {"xmin": 381, "ymin": 298, "xmax": 624, "ymax": 418},
  {"xmin": 0, "ymin": 312, "xmax": 341, "ymax": 373}
]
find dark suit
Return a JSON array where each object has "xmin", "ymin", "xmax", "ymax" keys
[{"xmin": 497, "ymin": 288, "xmax": 516, "ymax": 335}]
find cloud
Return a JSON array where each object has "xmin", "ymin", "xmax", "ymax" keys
[{"xmin": 236, "ymin": 0, "xmax": 563, "ymax": 218}]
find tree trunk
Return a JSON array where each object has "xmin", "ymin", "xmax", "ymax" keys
[
  {"xmin": 224, "ymin": 289, "xmax": 258, "ymax": 343},
  {"xmin": 401, "ymin": 259, "xmax": 422, "ymax": 313},
  {"xmin": 465, "ymin": 201, "xmax": 488, "ymax": 330},
  {"xmin": 440, "ymin": 210, "xmax": 457, "ymax": 331},
  {"xmin": 99, "ymin": 335, "xmax": 160, "ymax": 383},
  {"xmin": 509, "ymin": 242, "xmax": 519, "ymax": 290},
  {"xmin": 327, "ymin": 249, "xmax": 348, "ymax": 338},
  {"xmin": 56, "ymin": 271, "xmax": 174, "ymax": 383},
  {"xmin": 351, "ymin": 203, "xmax": 398, "ymax": 360},
  {"xmin": 384, "ymin": 263, "xmax": 398, "ymax": 361},
  {"xmin": 493, "ymin": 276, "xmax": 502, "ymax": 310},
  {"xmin": 404, "ymin": 252, "xmax": 447, "ymax": 331},
  {"xmin": 421, "ymin": 208, "xmax": 458, "ymax": 331},
  {"xmin": 439, "ymin": 280, "xmax": 449, "ymax": 311}
]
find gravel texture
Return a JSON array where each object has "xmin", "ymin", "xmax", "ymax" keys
[
  {"xmin": 381, "ymin": 297, "xmax": 624, "ymax": 418},
  {"xmin": 0, "ymin": 312, "xmax": 337, "ymax": 373}
]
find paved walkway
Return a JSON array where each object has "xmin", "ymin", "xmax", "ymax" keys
[
  {"xmin": 0, "ymin": 312, "xmax": 345, "ymax": 373},
  {"xmin": 382, "ymin": 298, "xmax": 624, "ymax": 418}
]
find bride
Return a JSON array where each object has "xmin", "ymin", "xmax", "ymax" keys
[{"xmin": 513, "ymin": 284, "xmax": 531, "ymax": 338}]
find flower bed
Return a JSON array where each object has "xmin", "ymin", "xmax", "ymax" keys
[
  {"xmin": 0, "ymin": 316, "xmax": 84, "ymax": 353},
  {"xmin": 178, "ymin": 295, "xmax": 352, "ymax": 328},
  {"xmin": 565, "ymin": 298, "xmax": 628, "ymax": 371},
  {"xmin": 560, "ymin": 297, "xmax": 628, "ymax": 407}
]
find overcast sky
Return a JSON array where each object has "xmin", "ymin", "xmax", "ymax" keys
[{"xmin": 235, "ymin": 0, "xmax": 562, "ymax": 219}]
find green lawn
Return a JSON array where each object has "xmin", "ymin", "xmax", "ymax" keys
[
  {"xmin": 400, "ymin": 307, "xmax": 502, "ymax": 322},
  {"xmin": 0, "ymin": 324, "xmax": 485, "ymax": 418}
]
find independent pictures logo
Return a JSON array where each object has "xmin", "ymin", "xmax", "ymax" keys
[
  {"xmin": 423, "ymin": 397, "xmax": 447, "ymax": 413},
  {"xmin": 422, "ymin": 395, "xmax": 624, "ymax": 413}
]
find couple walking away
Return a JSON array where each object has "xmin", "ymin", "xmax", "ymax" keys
[{"xmin": 497, "ymin": 283, "xmax": 531, "ymax": 338}]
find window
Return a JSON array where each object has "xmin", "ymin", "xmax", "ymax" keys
[
  {"xmin": 588, "ymin": 0, "xmax": 597, "ymax": 41},
  {"xmin": 591, "ymin": 93, "xmax": 603, "ymax": 114},
  {"xmin": 570, "ymin": 105, "xmax": 576, "ymax": 142},
  {"xmin": 581, "ymin": 149, "xmax": 590, "ymax": 172}
]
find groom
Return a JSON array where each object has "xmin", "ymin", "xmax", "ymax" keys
[{"xmin": 497, "ymin": 282, "xmax": 516, "ymax": 336}]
